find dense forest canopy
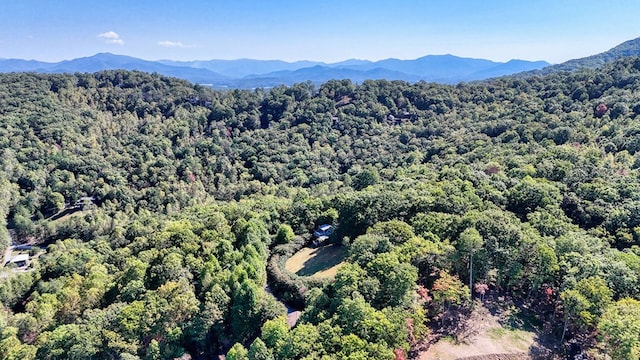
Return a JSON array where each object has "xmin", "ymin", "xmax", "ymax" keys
[{"xmin": 1, "ymin": 56, "xmax": 640, "ymax": 359}]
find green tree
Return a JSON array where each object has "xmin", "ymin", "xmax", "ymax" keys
[
  {"xmin": 248, "ymin": 338, "xmax": 273, "ymax": 360},
  {"xmin": 367, "ymin": 220, "xmax": 415, "ymax": 244},
  {"xmin": 278, "ymin": 323, "xmax": 324, "ymax": 360},
  {"xmin": 334, "ymin": 293, "xmax": 406, "ymax": 350},
  {"xmin": 40, "ymin": 190, "xmax": 65, "ymax": 217},
  {"xmin": 227, "ymin": 342, "xmax": 249, "ymax": 360},
  {"xmin": 0, "ymin": 327, "xmax": 37, "ymax": 360},
  {"xmin": 506, "ymin": 176, "xmax": 561, "ymax": 218},
  {"xmin": 274, "ymin": 224, "xmax": 295, "ymax": 245},
  {"xmin": 352, "ymin": 167, "xmax": 379, "ymax": 190},
  {"xmin": 260, "ymin": 316, "xmax": 288, "ymax": 350},
  {"xmin": 559, "ymin": 289, "xmax": 589, "ymax": 343},
  {"xmin": 560, "ymin": 276, "xmax": 613, "ymax": 342},
  {"xmin": 457, "ymin": 227, "xmax": 483, "ymax": 297},
  {"xmin": 598, "ymin": 298, "xmax": 640, "ymax": 360},
  {"xmin": 230, "ymin": 280, "xmax": 264, "ymax": 343},
  {"xmin": 333, "ymin": 263, "xmax": 380, "ymax": 303},
  {"xmin": 367, "ymin": 252, "xmax": 418, "ymax": 308},
  {"xmin": 35, "ymin": 324, "xmax": 101, "ymax": 360},
  {"xmin": 348, "ymin": 234, "xmax": 392, "ymax": 267},
  {"xmin": 145, "ymin": 339, "xmax": 161, "ymax": 360}
]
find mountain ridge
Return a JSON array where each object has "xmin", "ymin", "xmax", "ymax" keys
[
  {"xmin": 533, "ymin": 36, "xmax": 640, "ymax": 75},
  {"xmin": 0, "ymin": 52, "xmax": 550, "ymax": 88},
  {"xmin": 5, "ymin": 35, "xmax": 640, "ymax": 89}
]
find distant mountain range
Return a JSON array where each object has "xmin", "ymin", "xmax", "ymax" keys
[
  {"xmin": 0, "ymin": 52, "xmax": 550, "ymax": 89},
  {"xmin": 159, "ymin": 54, "xmax": 550, "ymax": 85},
  {"xmin": 2, "ymin": 36, "xmax": 639, "ymax": 88}
]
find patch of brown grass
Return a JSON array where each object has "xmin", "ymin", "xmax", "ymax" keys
[
  {"xmin": 285, "ymin": 243, "xmax": 347, "ymax": 279},
  {"xmin": 49, "ymin": 210, "xmax": 92, "ymax": 224}
]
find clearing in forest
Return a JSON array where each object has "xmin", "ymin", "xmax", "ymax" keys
[
  {"xmin": 48, "ymin": 209, "xmax": 92, "ymax": 224},
  {"xmin": 419, "ymin": 303, "xmax": 552, "ymax": 360},
  {"xmin": 285, "ymin": 243, "xmax": 347, "ymax": 278}
]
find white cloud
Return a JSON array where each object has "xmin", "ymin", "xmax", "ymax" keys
[
  {"xmin": 98, "ymin": 31, "xmax": 124, "ymax": 45},
  {"xmin": 157, "ymin": 40, "xmax": 196, "ymax": 48}
]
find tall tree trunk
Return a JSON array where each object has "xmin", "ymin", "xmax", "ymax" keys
[
  {"xmin": 560, "ymin": 315, "xmax": 569, "ymax": 344},
  {"xmin": 469, "ymin": 252, "xmax": 473, "ymax": 299}
]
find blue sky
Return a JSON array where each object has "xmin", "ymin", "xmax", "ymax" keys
[{"xmin": 1, "ymin": 0, "xmax": 639, "ymax": 63}]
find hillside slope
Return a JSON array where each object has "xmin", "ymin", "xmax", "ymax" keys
[
  {"xmin": 539, "ymin": 36, "xmax": 640, "ymax": 73},
  {"xmin": 1, "ymin": 57, "xmax": 640, "ymax": 359}
]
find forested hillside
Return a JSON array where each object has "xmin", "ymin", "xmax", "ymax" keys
[
  {"xmin": 541, "ymin": 36, "xmax": 640, "ymax": 73},
  {"xmin": 1, "ymin": 57, "xmax": 640, "ymax": 359}
]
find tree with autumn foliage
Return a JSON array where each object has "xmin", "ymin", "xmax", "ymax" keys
[{"xmin": 431, "ymin": 270, "xmax": 470, "ymax": 329}]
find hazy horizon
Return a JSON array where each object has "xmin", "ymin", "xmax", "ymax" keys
[
  {"xmin": 0, "ymin": 51, "xmax": 553, "ymax": 65},
  {"xmin": 1, "ymin": 0, "xmax": 639, "ymax": 64}
]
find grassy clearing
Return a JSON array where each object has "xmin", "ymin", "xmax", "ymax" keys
[
  {"xmin": 48, "ymin": 210, "xmax": 92, "ymax": 224},
  {"xmin": 487, "ymin": 327, "xmax": 528, "ymax": 342},
  {"xmin": 419, "ymin": 304, "xmax": 537, "ymax": 360},
  {"xmin": 285, "ymin": 243, "xmax": 347, "ymax": 279}
]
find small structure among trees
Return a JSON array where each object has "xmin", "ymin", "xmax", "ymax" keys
[
  {"xmin": 312, "ymin": 224, "xmax": 333, "ymax": 247},
  {"xmin": 69, "ymin": 196, "xmax": 96, "ymax": 211},
  {"xmin": 5, "ymin": 253, "xmax": 29, "ymax": 268}
]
